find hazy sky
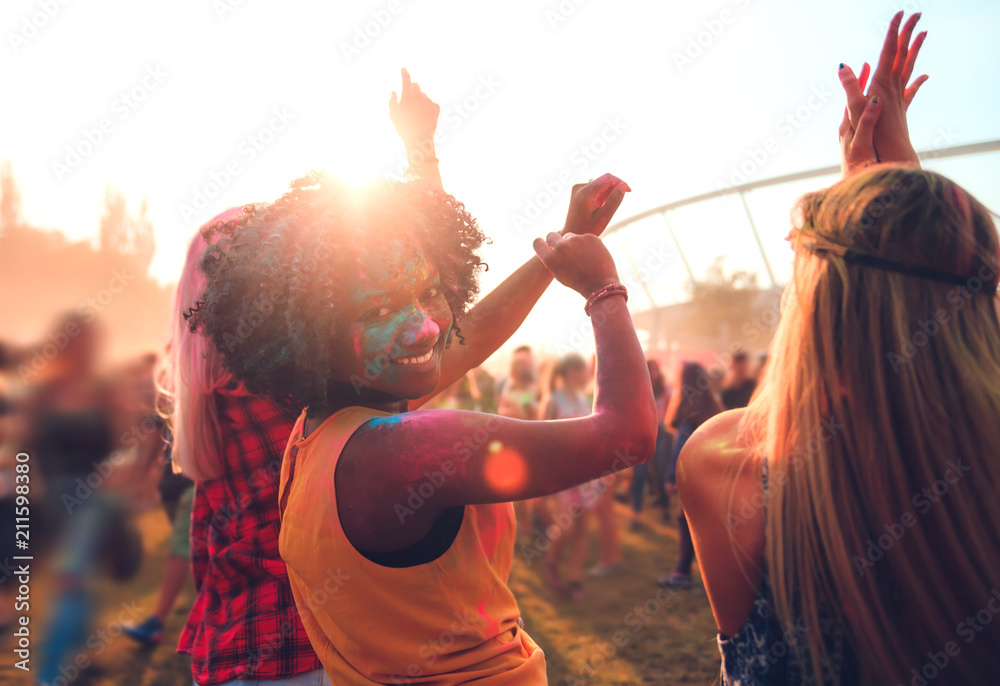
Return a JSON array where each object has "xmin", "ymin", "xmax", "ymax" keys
[{"xmin": 4, "ymin": 0, "xmax": 999, "ymax": 356}]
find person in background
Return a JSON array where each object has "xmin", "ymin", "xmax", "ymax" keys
[
  {"xmin": 499, "ymin": 345, "xmax": 540, "ymax": 537},
  {"xmin": 755, "ymin": 352, "xmax": 768, "ymax": 384},
  {"xmin": 629, "ymin": 359, "xmax": 672, "ymax": 530},
  {"xmin": 586, "ymin": 352, "xmax": 624, "ymax": 579},
  {"xmin": 469, "ymin": 367, "xmax": 498, "ymax": 414},
  {"xmin": 0, "ymin": 379, "xmax": 16, "ymax": 634},
  {"xmin": 540, "ymin": 352, "xmax": 596, "ymax": 600},
  {"xmin": 498, "ymin": 345, "xmax": 539, "ymax": 420},
  {"xmin": 659, "ymin": 361, "xmax": 723, "ymax": 590},
  {"xmin": 432, "ymin": 374, "xmax": 477, "ymax": 411},
  {"xmin": 162, "ymin": 218, "xmax": 334, "ymax": 686},
  {"xmin": 123, "ymin": 351, "xmax": 194, "ymax": 647},
  {"xmin": 719, "ymin": 350, "xmax": 757, "ymax": 411},
  {"xmin": 18, "ymin": 314, "xmax": 136, "ymax": 686}
]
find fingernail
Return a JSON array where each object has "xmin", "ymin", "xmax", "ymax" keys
[
  {"xmin": 839, "ymin": 62, "xmax": 844, "ymax": 70},
  {"xmin": 871, "ymin": 95, "xmax": 880, "ymax": 105}
]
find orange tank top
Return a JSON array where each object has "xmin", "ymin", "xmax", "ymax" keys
[{"xmin": 277, "ymin": 407, "xmax": 547, "ymax": 684}]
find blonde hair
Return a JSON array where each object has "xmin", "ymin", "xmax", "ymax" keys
[
  {"xmin": 741, "ymin": 166, "xmax": 1000, "ymax": 683},
  {"xmin": 156, "ymin": 207, "xmax": 254, "ymax": 482}
]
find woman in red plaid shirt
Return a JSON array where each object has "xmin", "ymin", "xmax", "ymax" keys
[{"xmin": 160, "ymin": 221, "xmax": 327, "ymax": 686}]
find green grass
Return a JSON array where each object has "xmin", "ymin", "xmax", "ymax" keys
[{"xmin": 1, "ymin": 498, "xmax": 721, "ymax": 685}]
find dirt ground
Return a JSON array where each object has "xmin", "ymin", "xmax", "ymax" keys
[{"xmin": 1, "ymin": 496, "xmax": 721, "ymax": 685}]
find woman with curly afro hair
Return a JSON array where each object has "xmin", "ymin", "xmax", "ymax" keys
[{"xmin": 188, "ymin": 72, "xmax": 658, "ymax": 685}]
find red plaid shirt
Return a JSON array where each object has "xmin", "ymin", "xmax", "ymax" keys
[{"xmin": 178, "ymin": 386, "xmax": 322, "ymax": 685}]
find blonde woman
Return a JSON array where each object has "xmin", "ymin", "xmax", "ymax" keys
[{"xmin": 679, "ymin": 13, "xmax": 1000, "ymax": 684}]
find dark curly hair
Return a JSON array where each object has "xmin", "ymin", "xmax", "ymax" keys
[{"xmin": 187, "ymin": 170, "xmax": 487, "ymax": 412}]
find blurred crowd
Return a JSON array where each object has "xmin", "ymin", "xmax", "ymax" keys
[
  {"xmin": 0, "ymin": 313, "xmax": 183, "ymax": 682},
  {"xmin": 425, "ymin": 343, "xmax": 767, "ymax": 598},
  {"xmin": 0, "ymin": 308, "xmax": 762, "ymax": 680}
]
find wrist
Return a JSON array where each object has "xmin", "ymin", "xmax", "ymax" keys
[
  {"xmin": 405, "ymin": 139, "xmax": 438, "ymax": 164},
  {"xmin": 582, "ymin": 276, "xmax": 621, "ymax": 296},
  {"xmin": 584, "ymin": 282, "xmax": 628, "ymax": 316}
]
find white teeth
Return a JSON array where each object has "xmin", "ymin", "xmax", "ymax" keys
[{"xmin": 395, "ymin": 350, "xmax": 433, "ymax": 366}]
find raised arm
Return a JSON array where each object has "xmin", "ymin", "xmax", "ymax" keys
[
  {"xmin": 341, "ymin": 232, "xmax": 656, "ymax": 549},
  {"xmin": 390, "ymin": 68, "xmax": 444, "ymax": 192},
  {"xmin": 409, "ymin": 174, "xmax": 629, "ymax": 410},
  {"xmin": 838, "ymin": 11, "xmax": 928, "ymax": 171}
]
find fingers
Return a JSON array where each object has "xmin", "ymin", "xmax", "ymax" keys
[
  {"xmin": 590, "ymin": 184, "xmax": 628, "ymax": 231},
  {"xmin": 588, "ymin": 173, "xmax": 623, "ymax": 189},
  {"xmin": 894, "ymin": 13, "xmax": 921, "ymax": 75},
  {"xmin": 853, "ymin": 96, "xmax": 881, "ymax": 159},
  {"xmin": 858, "ymin": 62, "xmax": 871, "ymax": 94},
  {"xmin": 545, "ymin": 231, "xmax": 563, "ymax": 247},
  {"xmin": 594, "ymin": 178, "xmax": 630, "ymax": 207},
  {"xmin": 582, "ymin": 174, "xmax": 628, "ymax": 205},
  {"xmin": 875, "ymin": 11, "xmax": 904, "ymax": 78},
  {"xmin": 533, "ymin": 236, "xmax": 555, "ymax": 264},
  {"xmin": 839, "ymin": 107, "xmax": 851, "ymax": 140},
  {"xmin": 901, "ymin": 30, "xmax": 927, "ymax": 84},
  {"xmin": 388, "ymin": 91, "xmax": 398, "ymax": 112},
  {"xmin": 401, "ymin": 68, "xmax": 411, "ymax": 90},
  {"xmin": 838, "ymin": 64, "xmax": 868, "ymax": 129},
  {"xmin": 904, "ymin": 74, "xmax": 929, "ymax": 108}
]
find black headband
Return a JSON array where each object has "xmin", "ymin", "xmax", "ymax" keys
[{"xmin": 802, "ymin": 241, "xmax": 998, "ymax": 296}]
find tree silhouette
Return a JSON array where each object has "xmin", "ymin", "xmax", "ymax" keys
[
  {"xmin": 0, "ymin": 170, "xmax": 172, "ymax": 362},
  {"xmin": 98, "ymin": 182, "xmax": 156, "ymax": 274},
  {"xmin": 1, "ymin": 159, "xmax": 22, "ymax": 236}
]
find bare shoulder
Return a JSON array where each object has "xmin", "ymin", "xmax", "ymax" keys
[
  {"xmin": 678, "ymin": 408, "xmax": 765, "ymax": 516},
  {"xmin": 676, "ymin": 408, "xmax": 766, "ymax": 636},
  {"xmin": 677, "ymin": 409, "xmax": 756, "ymax": 489}
]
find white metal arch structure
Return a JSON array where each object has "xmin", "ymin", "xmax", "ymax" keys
[{"xmin": 605, "ymin": 139, "xmax": 1000, "ymax": 291}]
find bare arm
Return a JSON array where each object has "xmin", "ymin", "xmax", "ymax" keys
[
  {"xmin": 390, "ymin": 68, "xmax": 444, "ymax": 192},
  {"xmin": 409, "ymin": 174, "xmax": 629, "ymax": 410},
  {"xmin": 341, "ymin": 232, "xmax": 657, "ymax": 550},
  {"xmin": 390, "ymin": 69, "xmax": 628, "ymax": 410}
]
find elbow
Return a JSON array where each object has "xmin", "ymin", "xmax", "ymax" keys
[
  {"xmin": 634, "ymin": 416, "xmax": 658, "ymax": 466},
  {"xmin": 633, "ymin": 397, "xmax": 660, "ymax": 465},
  {"xmin": 594, "ymin": 396, "xmax": 658, "ymax": 470},
  {"xmin": 609, "ymin": 412, "xmax": 658, "ymax": 469}
]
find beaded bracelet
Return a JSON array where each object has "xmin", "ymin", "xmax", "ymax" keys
[{"xmin": 584, "ymin": 283, "xmax": 628, "ymax": 316}]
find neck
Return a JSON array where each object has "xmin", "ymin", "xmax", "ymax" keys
[{"xmin": 304, "ymin": 382, "xmax": 407, "ymax": 435}]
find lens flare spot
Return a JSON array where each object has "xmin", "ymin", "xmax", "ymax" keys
[{"xmin": 483, "ymin": 446, "xmax": 527, "ymax": 496}]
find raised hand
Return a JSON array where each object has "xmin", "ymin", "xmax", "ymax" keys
[
  {"xmin": 388, "ymin": 68, "xmax": 441, "ymax": 151},
  {"xmin": 839, "ymin": 12, "xmax": 928, "ymax": 167},
  {"xmin": 561, "ymin": 173, "xmax": 631, "ymax": 237},
  {"xmin": 532, "ymin": 232, "xmax": 620, "ymax": 299},
  {"xmin": 838, "ymin": 92, "xmax": 882, "ymax": 177}
]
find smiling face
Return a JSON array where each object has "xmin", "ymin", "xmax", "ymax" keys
[{"xmin": 329, "ymin": 239, "xmax": 454, "ymax": 402}]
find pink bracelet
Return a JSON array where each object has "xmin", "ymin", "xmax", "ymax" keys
[{"xmin": 584, "ymin": 283, "xmax": 628, "ymax": 316}]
